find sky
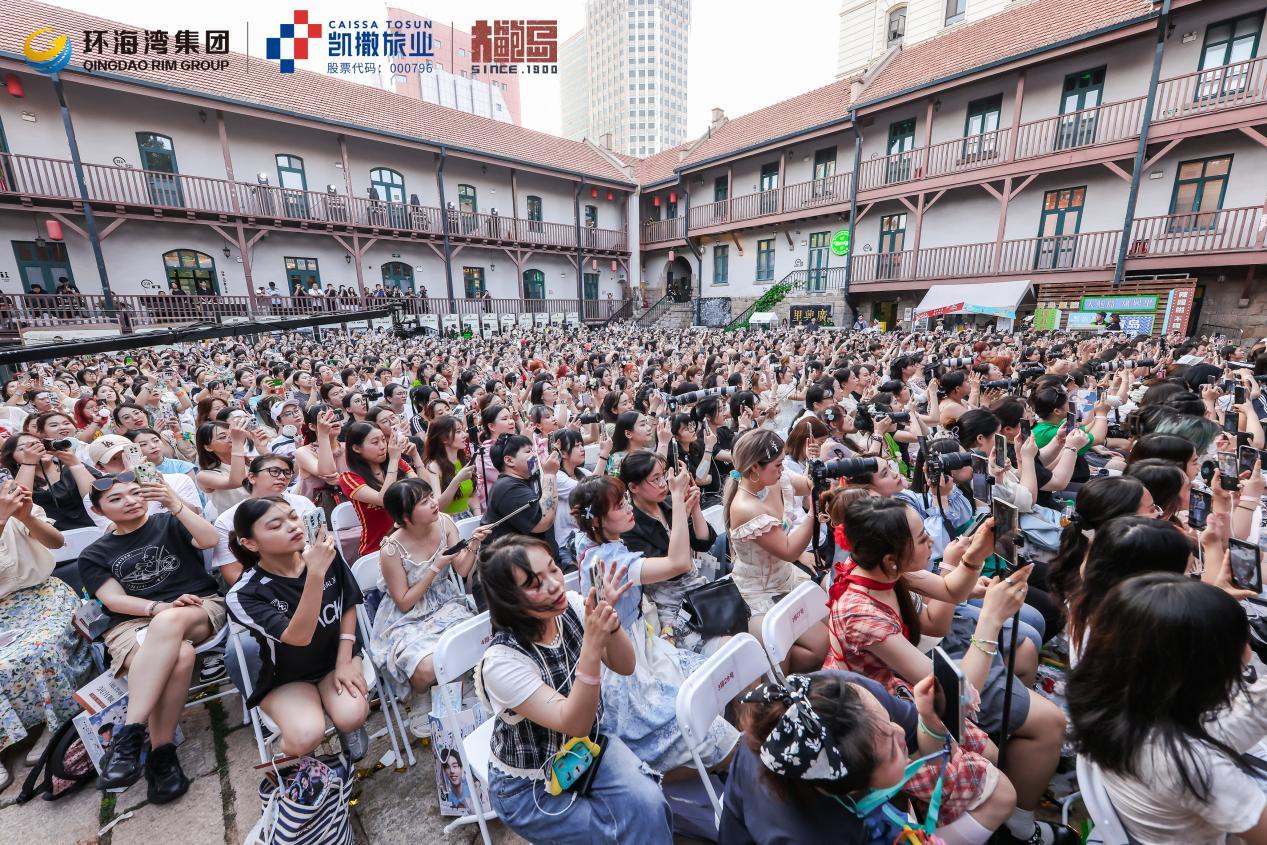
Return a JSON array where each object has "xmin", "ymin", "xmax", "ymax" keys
[{"xmin": 47, "ymin": 0, "xmax": 843, "ymax": 146}]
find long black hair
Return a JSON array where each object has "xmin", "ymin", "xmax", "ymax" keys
[
  {"xmin": 840, "ymin": 497, "xmax": 921, "ymax": 644},
  {"xmin": 1068, "ymin": 573, "xmax": 1261, "ymax": 800},
  {"xmin": 344, "ymin": 421, "xmax": 391, "ymax": 491},
  {"xmin": 1048, "ymin": 476, "xmax": 1145, "ymax": 610},
  {"xmin": 228, "ymin": 495, "xmax": 289, "ymax": 570},
  {"xmin": 479, "ymin": 535, "xmax": 566, "ymax": 645}
]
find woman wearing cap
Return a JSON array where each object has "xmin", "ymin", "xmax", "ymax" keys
[
  {"xmin": 267, "ymin": 398, "xmax": 304, "ymax": 459},
  {"xmin": 77, "ymin": 473, "xmax": 222, "ymax": 805}
]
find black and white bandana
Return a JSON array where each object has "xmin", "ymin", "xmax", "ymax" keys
[{"xmin": 739, "ymin": 674, "xmax": 850, "ymax": 781}]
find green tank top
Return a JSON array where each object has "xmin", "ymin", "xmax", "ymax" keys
[{"xmin": 444, "ymin": 458, "xmax": 475, "ymax": 514}]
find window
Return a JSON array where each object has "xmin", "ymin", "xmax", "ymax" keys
[
  {"xmin": 714, "ymin": 175, "xmax": 728, "ymax": 203},
  {"xmin": 812, "ymin": 147, "xmax": 837, "ymax": 197},
  {"xmin": 888, "ymin": 6, "xmax": 907, "ymax": 47},
  {"xmin": 1056, "ymin": 67, "xmax": 1106, "ymax": 150},
  {"xmin": 666, "ymin": 195, "xmax": 678, "ymax": 219},
  {"xmin": 1035, "ymin": 187, "xmax": 1085, "ymax": 269},
  {"xmin": 12, "ymin": 239, "xmax": 74, "ymax": 294},
  {"xmin": 1197, "ymin": 12, "xmax": 1264, "ymax": 98},
  {"xmin": 275, "ymin": 154, "xmax": 309, "ymax": 217},
  {"xmin": 756, "ymin": 238, "xmax": 775, "ymax": 281},
  {"xmin": 369, "ymin": 167, "xmax": 405, "ymax": 203},
  {"xmin": 963, "ymin": 94, "xmax": 1003, "ymax": 159},
  {"xmin": 284, "ymin": 256, "xmax": 321, "ymax": 293},
  {"xmin": 713, "ymin": 245, "xmax": 729, "ymax": 284},
  {"xmin": 162, "ymin": 249, "xmax": 218, "ymax": 295},
  {"xmin": 462, "ymin": 266, "xmax": 485, "ymax": 298},
  {"xmin": 136, "ymin": 132, "xmax": 182, "ymax": 206},
  {"xmin": 526, "ymin": 195, "xmax": 543, "ymax": 221},
  {"xmin": 885, "ymin": 119, "xmax": 917, "ymax": 183},
  {"xmin": 945, "ymin": 0, "xmax": 966, "ymax": 26},
  {"xmin": 877, "ymin": 214, "xmax": 907, "ymax": 279},
  {"xmin": 1169, "ymin": 155, "xmax": 1232, "ymax": 231},
  {"xmin": 584, "ymin": 205, "xmax": 598, "ymax": 227}
]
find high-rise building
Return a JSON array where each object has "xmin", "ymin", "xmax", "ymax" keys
[
  {"xmin": 837, "ymin": 0, "xmax": 1009, "ymax": 78},
  {"xmin": 559, "ymin": 31, "xmax": 591, "ymax": 142},
  {"xmin": 561, "ymin": 0, "xmax": 691, "ymax": 157},
  {"xmin": 386, "ymin": 9, "xmax": 523, "ymax": 124}
]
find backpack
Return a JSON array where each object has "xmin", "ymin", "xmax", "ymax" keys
[{"xmin": 15, "ymin": 718, "xmax": 96, "ymax": 803}]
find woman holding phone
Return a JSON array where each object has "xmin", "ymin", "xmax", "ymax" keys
[{"xmin": 338, "ymin": 422, "xmax": 419, "ymax": 558}]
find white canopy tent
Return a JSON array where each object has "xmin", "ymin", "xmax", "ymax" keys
[{"xmin": 912, "ymin": 280, "xmax": 1032, "ymax": 321}]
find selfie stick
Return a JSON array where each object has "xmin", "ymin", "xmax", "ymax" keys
[{"xmin": 994, "ymin": 546, "xmax": 1026, "ymax": 772}]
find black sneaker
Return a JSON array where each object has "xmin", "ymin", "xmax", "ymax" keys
[
  {"xmin": 97, "ymin": 723, "xmax": 146, "ymax": 790},
  {"xmin": 197, "ymin": 653, "xmax": 227, "ymax": 685},
  {"xmin": 996, "ymin": 820, "xmax": 1081, "ymax": 845},
  {"xmin": 338, "ymin": 726, "xmax": 369, "ymax": 763},
  {"xmin": 144, "ymin": 742, "xmax": 191, "ymax": 805}
]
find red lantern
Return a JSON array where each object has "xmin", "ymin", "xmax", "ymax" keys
[
  {"xmin": 669, "ymin": 191, "xmax": 677, "ymax": 204},
  {"xmin": 591, "ymin": 187, "xmax": 598, "ymax": 198},
  {"xmin": 606, "ymin": 190, "xmax": 614, "ymax": 201},
  {"xmin": 653, "ymin": 196, "xmax": 661, "ymax": 207},
  {"xmin": 591, "ymin": 258, "xmax": 598, "ymax": 270},
  {"xmin": 611, "ymin": 260, "xmax": 617, "ymax": 271},
  {"xmin": 45, "ymin": 219, "xmax": 63, "ymax": 241},
  {"xmin": 4, "ymin": 73, "xmax": 23, "ymax": 98},
  {"xmin": 668, "ymin": 250, "xmax": 676, "ymax": 261}
]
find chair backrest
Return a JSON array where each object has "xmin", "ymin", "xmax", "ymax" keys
[
  {"xmin": 52, "ymin": 526, "xmax": 105, "ymax": 564},
  {"xmin": 330, "ymin": 501, "xmax": 363, "ymax": 561},
  {"xmin": 330, "ymin": 501, "xmax": 358, "ymax": 532},
  {"xmin": 583, "ymin": 443, "xmax": 600, "ymax": 470},
  {"xmin": 701, "ymin": 504, "xmax": 725, "ymax": 535},
  {"xmin": 433, "ymin": 611, "xmax": 493, "ymax": 685},
  {"xmin": 564, "ymin": 570, "xmax": 581, "ymax": 592},
  {"xmin": 676, "ymin": 633, "xmax": 774, "ymax": 751},
  {"xmin": 455, "ymin": 515, "xmax": 482, "ymax": 542},
  {"xmin": 761, "ymin": 581, "xmax": 829, "ymax": 680},
  {"xmin": 1075, "ymin": 755, "xmax": 1132, "ymax": 845},
  {"xmin": 350, "ymin": 552, "xmax": 382, "ymax": 592}
]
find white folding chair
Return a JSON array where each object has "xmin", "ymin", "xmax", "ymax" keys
[
  {"xmin": 432, "ymin": 612, "xmax": 496, "ymax": 844},
  {"xmin": 349, "ymin": 552, "xmax": 415, "ymax": 766},
  {"xmin": 52, "ymin": 526, "xmax": 105, "ymax": 564},
  {"xmin": 454, "ymin": 515, "xmax": 482, "ymax": 542},
  {"xmin": 1074, "ymin": 755, "xmax": 1131, "ymax": 845},
  {"xmin": 675, "ymin": 633, "xmax": 778, "ymax": 827},
  {"xmin": 134, "ymin": 623, "xmax": 244, "ymax": 720},
  {"xmin": 760, "ymin": 580, "xmax": 829, "ymax": 682},
  {"xmin": 583, "ymin": 442, "xmax": 600, "ymax": 471},
  {"xmin": 564, "ymin": 569, "xmax": 581, "ymax": 592},
  {"xmin": 702, "ymin": 504, "xmax": 725, "ymax": 535},
  {"xmin": 330, "ymin": 501, "xmax": 363, "ymax": 563}
]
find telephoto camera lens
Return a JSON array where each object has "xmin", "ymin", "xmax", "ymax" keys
[{"xmin": 808, "ymin": 457, "xmax": 879, "ymax": 483}]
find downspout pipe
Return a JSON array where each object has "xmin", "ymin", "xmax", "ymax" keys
[
  {"xmin": 1113, "ymin": 0, "xmax": 1172, "ymax": 288},
  {"xmin": 844, "ymin": 110, "xmax": 863, "ymax": 320},
  {"xmin": 574, "ymin": 179, "xmax": 586, "ymax": 303},
  {"xmin": 435, "ymin": 146, "xmax": 456, "ymax": 304}
]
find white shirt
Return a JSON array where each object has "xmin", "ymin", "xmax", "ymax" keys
[
  {"xmin": 212, "ymin": 491, "xmax": 317, "ymax": 568},
  {"xmin": 480, "ymin": 591, "xmax": 586, "ymax": 720},
  {"xmin": 82, "ymin": 472, "xmax": 202, "ymax": 529}
]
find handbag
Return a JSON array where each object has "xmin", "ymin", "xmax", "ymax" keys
[
  {"xmin": 252, "ymin": 755, "xmax": 354, "ymax": 845},
  {"xmin": 680, "ymin": 575, "xmax": 750, "ymax": 638}
]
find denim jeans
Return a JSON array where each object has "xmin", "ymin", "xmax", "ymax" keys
[{"xmin": 488, "ymin": 734, "xmax": 674, "ymax": 844}]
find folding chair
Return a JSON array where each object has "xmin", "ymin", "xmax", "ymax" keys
[
  {"xmin": 329, "ymin": 501, "xmax": 363, "ymax": 564},
  {"xmin": 51, "ymin": 526, "xmax": 105, "ymax": 564},
  {"xmin": 675, "ymin": 633, "xmax": 779, "ymax": 828},
  {"xmin": 701, "ymin": 504, "xmax": 725, "ymax": 535},
  {"xmin": 432, "ymin": 612, "xmax": 496, "ymax": 845},
  {"xmin": 349, "ymin": 552, "xmax": 415, "ymax": 766},
  {"xmin": 133, "ymin": 623, "xmax": 245, "ymax": 720},
  {"xmin": 454, "ymin": 515, "xmax": 482, "ymax": 542},
  {"xmin": 583, "ymin": 442, "xmax": 600, "ymax": 471},
  {"xmin": 1074, "ymin": 755, "xmax": 1130, "ymax": 845},
  {"xmin": 760, "ymin": 580, "xmax": 829, "ymax": 682}
]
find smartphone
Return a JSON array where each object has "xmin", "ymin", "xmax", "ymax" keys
[
  {"xmin": 1019, "ymin": 419, "xmax": 1031, "ymax": 442},
  {"xmin": 123, "ymin": 443, "xmax": 144, "ymax": 470},
  {"xmin": 1240, "ymin": 444, "xmax": 1259, "ymax": 477},
  {"xmin": 1063, "ymin": 409, "xmax": 1076, "ymax": 433},
  {"xmin": 970, "ymin": 453, "xmax": 988, "ymax": 476},
  {"xmin": 992, "ymin": 498, "xmax": 1018, "ymax": 566},
  {"xmin": 1235, "ymin": 385, "xmax": 1248, "ymax": 405},
  {"xmin": 992, "ymin": 433, "xmax": 1008, "ymax": 467},
  {"xmin": 962, "ymin": 511, "xmax": 990, "ymax": 538},
  {"xmin": 1225, "ymin": 410, "xmax": 1240, "ymax": 435},
  {"xmin": 589, "ymin": 560, "xmax": 606, "ymax": 604},
  {"xmin": 1218, "ymin": 450, "xmax": 1241, "ymax": 491},
  {"xmin": 1223, "ymin": 378, "xmax": 1236, "ymax": 395},
  {"xmin": 932, "ymin": 646, "xmax": 966, "ymax": 745},
  {"xmin": 303, "ymin": 508, "xmax": 326, "ymax": 546},
  {"xmin": 1187, "ymin": 488, "xmax": 1212, "ymax": 530},
  {"xmin": 1229, "ymin": 538, "xmax": 1263, "ymax": 593}
]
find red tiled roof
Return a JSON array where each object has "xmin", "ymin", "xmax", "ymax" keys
[
  {"xmin": 857, "ymin": 0, "xmax": 1155, "ymax": 103},
  {"xmin": 3, "ymin": 0, "xmax": 633, "ymax": 184},
  {"xmin": 625, "ymin": 144, "xmax": 690, "ymax": 186}
]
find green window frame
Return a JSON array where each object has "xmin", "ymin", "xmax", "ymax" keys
[
  {"xmin": 713, "ymin": 244, "xmax": 729, "ymax": 285},
  {"xmin": 963, "ymin": 94, "xmax": 1003, "ymax": 157},
  {"xmin": 584, "ymin": 205, "xmax": 598, "ymax": 227},
  {"xmin": 369, "ymin": 167, "xmax": 405, "ymax": 203},
  {"xmin": 714, "ymin": 176, "xmax": 728, "ymax": 203},
  {"xmin": 1168, "ymin": 155, "xmax": 1232, "ymax": 232},
  {"xmin": 1198, "ymin": 11, "xmax": 1264, "ymax": 98},
  {"xmin": 462, "ymin": 266, "xmax": 485, "ymax": 299},
  {"xmin": 283, "ymin": 256, "xmax": 321, "ymax": 293},
  {"xmin": 456, "ymin": 183, "xmax": 477, "ymax": 213},
  {"xmin": 526, "ymin": 195, "xmax": 543, "ymax": 221},
  {"xmin": 755, "ymin": 238, "xmax": 775, "ymax": 282},
  {"xmin": 813, "ymin": 147, "xmax": 837, "ymax": 181},
  {"xmin": 162, "ymin": 249, "xmax": 218, "ymax": 295}
]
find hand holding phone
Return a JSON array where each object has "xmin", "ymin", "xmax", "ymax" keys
[{"xmin": 1229, "ymin": 538, "xmax": 1262, "ymax": 593}]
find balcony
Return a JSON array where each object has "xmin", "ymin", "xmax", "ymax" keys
[
  {"xmin": 0, "ymin": 153, "xmax": 628, "ymax": 253},
  {"xmin": 847, "ymin": 204, "xmax": 1263, "ymax": 287},
  {"xmin": 0, "ymin": 293, "xmax": 632, "ymax": 339}
]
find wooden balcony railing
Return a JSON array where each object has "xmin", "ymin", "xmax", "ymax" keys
[
  {"xmin": 0, "ymin": 152, "xmax": 627, "ymax": 252},
  {"xmin": 1154, "ymin": 55, "xmax": 1267, "ymax": 121},
  {"xmin": 997, "ymin": 230, "xmax": 1121, "ymax": 275},
  {"xmin": 1013, "ymin": 97, "xmax": 1147, "ymax": 162},
  {"xmin": 1127, "ymin": 205, "xmax": 1263, "ymax": 257},
  {"xmin": 685, "ymin": 172, "xmax": 856, "ymax": 232},
  {"xmin": 642, "ymin": 216, "xmax": 685, "ymax": 244}
]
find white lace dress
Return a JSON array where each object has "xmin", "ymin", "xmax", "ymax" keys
[
  {"xmin": 728, "ymin": 475, "xmax": 810, "ymax": 615},
  {"xmin": 369, "ymin": 515, "xmax": 474, "ymax": 685}
]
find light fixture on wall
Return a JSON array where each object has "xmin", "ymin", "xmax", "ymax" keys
[
  {"xmin": 345, "ymin": 254, "xmax": 353, "ymax": 264},
  {"xmin": 222, "ymin": 246, "xmax": 231, "ymax": 258},
  {"xmin": 256, "ymin": 173, "xmax": 269, "ymax": 185}
]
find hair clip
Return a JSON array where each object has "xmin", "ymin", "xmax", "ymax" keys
[
  {"xmin": 729, "ymin": 469, "xmax": 741, "ymax": 481},
  {"xmin": 583, "ymin": 504, "xmax": 594, "ymax": 520}
]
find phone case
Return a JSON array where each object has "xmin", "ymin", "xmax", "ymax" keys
[{"xmin": 134, "ymin": 462, "xmax": 162, "ymax": 484}]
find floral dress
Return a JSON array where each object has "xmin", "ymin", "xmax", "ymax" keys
[
  {"xmin": 370, "ymin": 515, "xmax": 475, "ymax": 686},
  {"xmin": 0, "ymin": 578, "xmax": 93, "ymax": 752},
  {"xmin": 575, "ymin": 538, "xmax": 738, "ymax": 774},
  {"xmin": 728, "ymin": 474, "xmax": 810, "ymax": 614}
]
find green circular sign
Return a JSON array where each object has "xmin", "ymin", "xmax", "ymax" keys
[{"xmin": 831, "ymin": 229, "xmax": 851, "ymax": 256}]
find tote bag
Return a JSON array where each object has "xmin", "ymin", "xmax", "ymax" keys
[{"xmin": 253, "ymin": 756, "xmax": 354, "ymax": 845}]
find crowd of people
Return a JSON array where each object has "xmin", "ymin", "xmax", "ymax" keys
[{"xmin": 0, "ymin": 317, "xmax": 1265, "ymax": 844}]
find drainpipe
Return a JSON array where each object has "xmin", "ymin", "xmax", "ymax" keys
[
  {"xmin": 574, "ymin": 179, "xmax": 586, "ymax": 304},
  {"xmin": 844, "ymin": 110, "xmax": 864, "ymax": 321},
  {"xmin": 683, "ymin": 186, "xmax": 704, "ymax": 325},
  {"xmin": 51, "ymin": 73, "xmax": 116, "ymax": 314},
  {"xmin": 435, "ymin": 146, "xmax": 456, "ymax": 304},
  {"xmin": 1112, "ymin": 0, "xmax": 1172, "ymax": 288}
]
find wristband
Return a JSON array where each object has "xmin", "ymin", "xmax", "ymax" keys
[
  {"xmin": 429, "ymin": 561, "xmax": 446, "ymax": 574},
  {"xmin": 960, "ymin": 557, "xmax": 983, "ymax": 571},
  {"xmin": 170, "ymin": 502, "xmax": 185, "ymax": 517},
  {"xmin": 969, "ymin": 636, "xmax": 999, "ymax": 656},
  {"xmin": 338, "ymin": 634, "xmax": 356, "ymax": 643},
  {"xmin": 918, "ymin": 716, "xmax": 949, "ymax": 742},
  {"xmin": 574, "ymin": 669, "xmax": 600, "ymax": 687},
  {"xmin": 148, "ymin": 600, "xmax": 161, "ymax": 617}
]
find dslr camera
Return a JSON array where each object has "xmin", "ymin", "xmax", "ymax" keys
[
  {"xmin": 807, "ymin": 457, "xmax": 879, "ymax": 485},
  {"xmin": 578, "ymin": 412, "xmax": 601, "ymax": 424},
  {"xmin": 926, "ymin": 451, "xmax": 973, "ymax": 483},
  {"xmin": 1093, "ymin": 358, "xmax": 1155, "ymax": 373}
]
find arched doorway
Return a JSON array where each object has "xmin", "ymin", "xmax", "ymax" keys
[
  {"xmin": 162, "ymin": 249, "xmax": 218, "ymax": 294},
  {"xmin": 523, "ymin": 269, "xmax": 545, "ymax": 300},
  {"xmin": 381, "ymin": 261, "xmax": 415, "ymax": 293},
  {"xmin": 666, "ymin": 255, "xmax": 693, "ymax": 302}
]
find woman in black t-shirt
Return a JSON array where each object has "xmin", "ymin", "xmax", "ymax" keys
[
  {"xmin": 225, "ymin": 496, "xmax": 368, "ymax": 759},
  {"xmin": 1, "ymin": 433, "xmax": 95, "ymax": 529}
]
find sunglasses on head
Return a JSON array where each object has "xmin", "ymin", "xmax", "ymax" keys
[{"xmin": 91, "ymin": 471, "xmax": 136, "ymax": 492}]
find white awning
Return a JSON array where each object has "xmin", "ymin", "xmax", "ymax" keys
[
  {"xmin": 748, "ymin": 311, "xmax": 778, "ymax": 325},
  {"xmin": 913, "ymin": 280, "xmax": 1032, "ymax": 320}
]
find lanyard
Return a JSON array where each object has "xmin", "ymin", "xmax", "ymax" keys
[{"xmin": 835, "ymin": 740, "xmax": 951, "ymax": 836}]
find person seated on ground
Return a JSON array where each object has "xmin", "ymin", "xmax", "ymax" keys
[
  {"xmin": 1068, "ymin": 574, "xmax": 1267, "ymax": 845},
  {"xmin": 723, "ymin": 428, "xmax": 829, "ymax": 672},
  {"xmin": 226, "ymin": 497, "xmax": 370, "ymax": 761},
  {"xmin": 723, "ymin": 670, "xmax": 1017, "ymax": 845},
  {"xmin": 1, "ymin": 432, "xmax": 95, "ymax": 530},
  {"xmin": 474, "ymin": 534, "xmax": 673, "ymax": 844},
  {"xmin": 828, "ymin": 496, "xmax": 1075, "ymax": 845},
  {"xmin": 77, "ymin": 475, "xmax": 222, "ymax": 804},
  {"xmin": 619, "ymin": 450, "xmax": 718, "ymax": 652},
  {"xmin": 0, "ymin": 481, "xmax": 81, "ymax": 792},
  {"xmin": 372, "ymin": 477, "xmax": 491, "ymax": 738},
  {"xmin": 81, "ymin": 434, "xmax": 202, "ymax": 529},
  {"xmin": 569, "ymin": 472, "xmax": 740, "ymax": 774},
  {"xmin": 338, "ymin": 421, "xmax": 420, "ymax": 559}
]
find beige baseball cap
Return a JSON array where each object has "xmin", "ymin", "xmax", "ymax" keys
[{"xmin": 87, "ymin": 434, "xmax": 131, "ymax": 468}]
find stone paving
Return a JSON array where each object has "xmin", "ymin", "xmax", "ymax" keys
[{"xmin": 0, "ymin": 698, "xmax": 528, "ymax": 845}]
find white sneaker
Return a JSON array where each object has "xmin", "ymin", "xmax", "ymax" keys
[{"xmin": 409, "ymin": 690, "xmax": 433, "ymax": 739}]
